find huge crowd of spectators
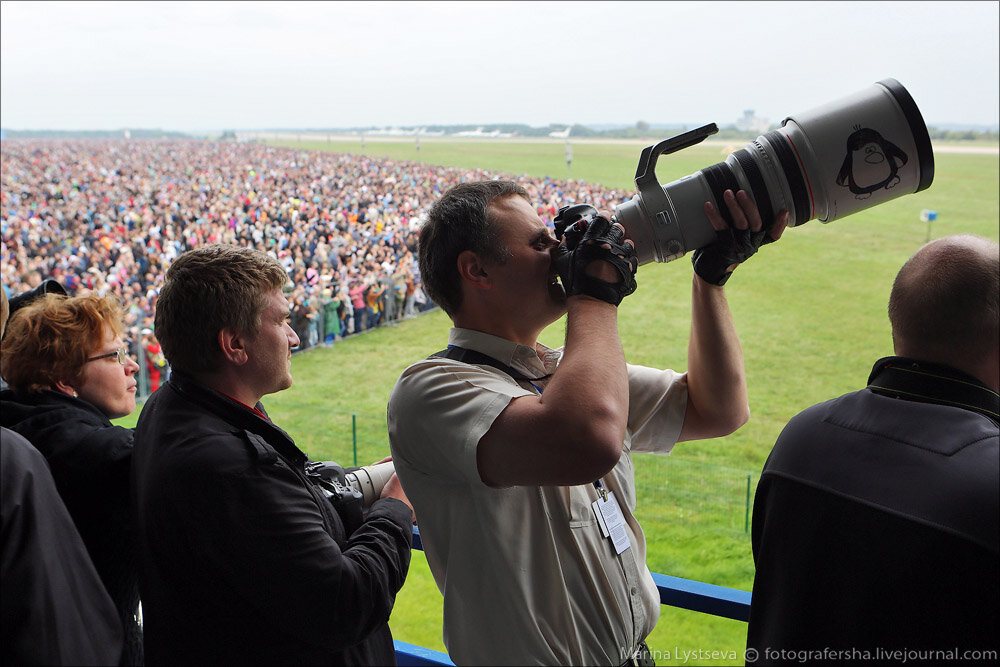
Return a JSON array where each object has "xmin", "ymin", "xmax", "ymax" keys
[{"xmin": 1, "ymin": 139, "xmax": 630, "ymax": 383}]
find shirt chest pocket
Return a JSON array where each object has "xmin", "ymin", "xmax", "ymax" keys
[{"xmin": 538, "ymin": 484, "xmax": 598, "ymax": 528}]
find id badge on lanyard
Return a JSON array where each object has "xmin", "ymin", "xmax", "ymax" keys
[{"xmin": 592, "ymin": 479, "xmax": 631, "ymax": 555}]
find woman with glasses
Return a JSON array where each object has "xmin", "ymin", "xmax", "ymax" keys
[{"xmin": 0, "ymin": 291, "xmax": 143, "ymax": 666}]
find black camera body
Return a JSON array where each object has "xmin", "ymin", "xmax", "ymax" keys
[{"xmin": 306, "ymin": 461, "xmax": 365, "ymax": 535}]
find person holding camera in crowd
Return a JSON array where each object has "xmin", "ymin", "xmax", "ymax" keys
[
  {"xmin": 0, "ymin": 286, "xmax": 143, "ymax": 666},
  {"xmin": 130, "ymin": 244, "xmax": 414, "ymax": 665},
  {"xmin": 1, "ymin": 284, "xmax": 125, "ymax": 666},
  {"xmin": 747, "ymin": 234, "xmax": 999, "ymax": 663},
  {"xmin": 387, "ymin": 180, "xmax": 787, "ymax": 665}
]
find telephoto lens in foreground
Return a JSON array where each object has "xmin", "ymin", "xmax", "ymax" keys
[
  {"xmin": 345, "ymin": 461, "xmax": 396, "ymax": 509},
  {"xmin": 615, "ymin": 78, "xmax": 934, "ymax": 265}
]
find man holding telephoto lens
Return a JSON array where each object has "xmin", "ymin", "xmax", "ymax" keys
[
  {"xmin": 388, "ymin": 180, "xmax": 787, "ymax": 665},
  {"xmin": 131, "ymin": 244, "xmax": 414, "ymax": 665}
]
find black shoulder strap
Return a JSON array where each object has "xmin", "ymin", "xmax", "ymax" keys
[
  {"xmin": 431, "ymin": 346, "xmax": 534, "ymax": 382},
  {"xmin": 243, "ymin": 430, "xmax": 279, "ymax": 464}
]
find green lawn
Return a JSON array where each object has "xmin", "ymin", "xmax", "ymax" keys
[{"xmin": 120, "ymin": 138, "xmax": 999, "ymax": 664}]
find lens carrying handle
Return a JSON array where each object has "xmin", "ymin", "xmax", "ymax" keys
[{"xmin": 624, "ymin": 124, "xmax": 720, "ymax": 259}]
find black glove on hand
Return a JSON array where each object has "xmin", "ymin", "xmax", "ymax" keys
[
  {"xmin": 691, "ymin": 226, "xmax": 776, "ymax": 286},
  {"xmin": 553, "ymin": 204, "xmax": 597, "ymax": 251},
  {"xmin": 555, "ymin": 215, "xmax": 638, "ymax": 306}
]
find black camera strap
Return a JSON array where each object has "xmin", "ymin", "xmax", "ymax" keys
[
  {"xmin": 431, "ymin": 345, "xmax": 551, "ymax": 393},
  {"xmin": 433, "ymin": 344, "xmax": 620, "ymax": 541},
  {"xmin": 867, "ymin": 356, "xmax": 1000, "ymax": 427},
  {"xmin": 431, "ymin": 345, "xmax": 608, "ymax": 502}
]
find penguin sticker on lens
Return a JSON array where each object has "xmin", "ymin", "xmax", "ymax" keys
[{"xmin": 836, "ymin": 125, "xmax": 909, "ymax": 199}]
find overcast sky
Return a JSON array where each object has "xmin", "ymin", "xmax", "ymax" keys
[{"xmin": 2, "ymin": 1, "xmax": 998, "ymax": 132}]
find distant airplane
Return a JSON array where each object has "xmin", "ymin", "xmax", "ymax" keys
[
  {"xmin": 452, "ymin": 127, "xmax": 512, "ymax": 138},
  {"xmin": 548, "ymin": 127, "xmax": 571, "ymax": 138},
  {"xmin": 454, "ymin": 127, "xmax": 489, "ymax": 137},
  {"xmin": 364, "ymin": 126, "xmax": 444, "ymax": 137},
  {"xmin": 365, "ymin": 127, "xmax": 408, "ymax": 136}
]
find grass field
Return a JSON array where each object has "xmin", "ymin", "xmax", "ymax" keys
[{"xmin": 119, "ymin": 136, "xmax": 999, "ymax": 664}]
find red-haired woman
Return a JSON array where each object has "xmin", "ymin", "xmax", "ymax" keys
[{"xmin": 0, "ymin": 292, "xmax": 142, "ymax": 666}]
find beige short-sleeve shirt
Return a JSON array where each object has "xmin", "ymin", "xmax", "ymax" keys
[{"xmin": 388, "ymin": 328, "xmax": 687, "ymax": 666}]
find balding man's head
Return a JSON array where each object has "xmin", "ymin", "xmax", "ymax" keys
[{"xmin": 888, "ymin": 234, "xmax": 999, "ymax": 388}]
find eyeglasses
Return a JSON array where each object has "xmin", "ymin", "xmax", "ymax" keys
[{"xmin": 86, "ymin": 347, "xmax": 130, "ymax": 365}]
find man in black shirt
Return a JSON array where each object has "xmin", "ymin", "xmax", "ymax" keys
[
  {"xmin": 748, "ymin": 235, "xmax": 999, "ymax": 663},
  {"xmin": 131, "ymin": 245, "xmax": 413, "ymax": 665}
]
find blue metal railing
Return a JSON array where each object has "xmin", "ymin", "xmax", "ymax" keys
[
  {"xmin": 651, "ymin": 572, "xmax": 751, "ymax": 622},
  {"xmin": 394, "ymin": 527, "xmax": 751, "ymax": 666},
  {"xmin": 395, "ymin": 640, "xmax": 454, "ymax": 667}
]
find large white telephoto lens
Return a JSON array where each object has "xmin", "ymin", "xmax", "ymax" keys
[
  {"xmin": 345, "ymin": 461, "xmax": 396, "ymax": 509},
  {"xmin": 615, "ymin": 78, "xmax": 934, "ymax": 265}
]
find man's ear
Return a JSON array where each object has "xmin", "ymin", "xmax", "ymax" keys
[
  {"xmin": 218, "ymin": 327, "xmax": 249, "ymax": 366},
  {"xmin": 456, "ymin": 250, "xmax": 492, "ymax": 291}
]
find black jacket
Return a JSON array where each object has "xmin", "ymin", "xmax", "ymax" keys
[
  {"xmin": 131, "ymin": 372, "xmax": 412, "ymax": 665},
  {"xmin": 1, "ymin": 428, "xmax": 124, "ymax": 666},
  {"xmin": 748, "ymin": 358, "xmax": 999, "ymax": 662},
  {"xmin": 0, "ymin": 389, "xmax": 141, "ymax": 665}
]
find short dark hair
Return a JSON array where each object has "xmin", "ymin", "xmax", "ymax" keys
[
  {"xmin": 888, "ymin": 234, "xmax": 999, "ymax": 365},
  {"xmin": 155, "ymin": 245, "xmax": 289, "ymax": 375},
  {"xmin": 418, "ymin": 180, "xmax": 528, "ymax": 316}
]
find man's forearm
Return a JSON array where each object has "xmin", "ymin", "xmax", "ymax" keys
[
  {"xmin": 545, "ymin": 296, "xmax": 629, "ymax": 446},
  {"xmin": 475, "ymin": 294, "xmax": 629, "ymax": 487},
  {"xmin": 680, "ymin": 275, "xmax": 750, "ymax": 441}
]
